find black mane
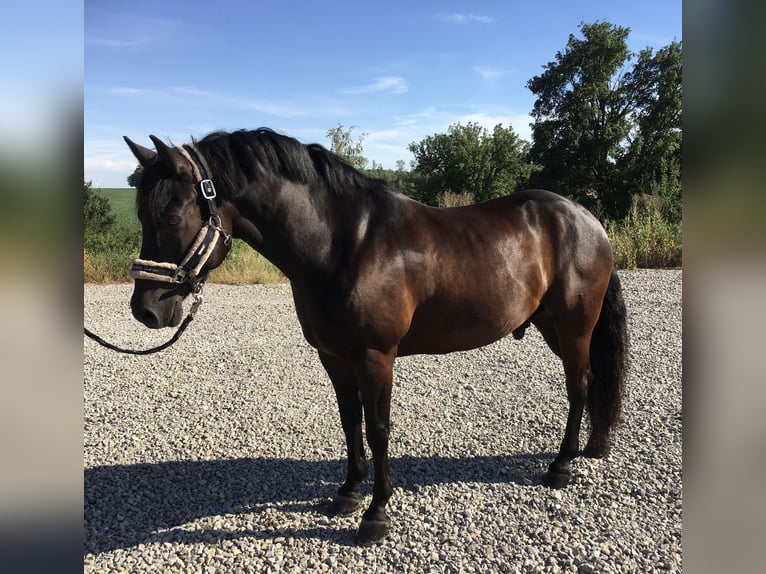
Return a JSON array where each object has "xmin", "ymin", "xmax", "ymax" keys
[{"xmin": 194, "ymin": 128, "xmax": 392, "ymax": 199}]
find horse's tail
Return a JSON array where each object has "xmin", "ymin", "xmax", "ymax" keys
[{"xmin": 587, "ymin": 269, "xmax": 629, "ymax": 452}]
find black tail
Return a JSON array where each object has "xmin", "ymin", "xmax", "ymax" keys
[{"xmin": 587, "ymin": 269, "xmax": 629, "ymax": 450}]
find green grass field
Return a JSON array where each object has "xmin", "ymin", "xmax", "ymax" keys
[{"xmin": 100, "ymin": 188, "xmax": 139, "ymax": 231}]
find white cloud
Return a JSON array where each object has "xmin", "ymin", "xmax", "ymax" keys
[
  {"xmin": 110, "ymin": 87, "xmax": 149, "ymax": 97},
  {"xmin": 438, "ymin": 13, "xmax": 495, "ymax": 25},
  {"xmin": 339, "ymin": 76, "xmax": 408, "ymax": 95},
  {"xmin": 474, "ymin": 66, "xmax": 508, "ymax": 81},
  {"xmin": 391, "ymin": 106, "xmax": 532, "ymax": 141},
  {"xmin": 84, "ymin": 139, "xmax": 139, "ymax": 188},
  {"xmin": 86, "ymin": 14, "xmax": 188, "ymax": 50},
  {"xmin": 454, "ymin": 112, "xmax": 533, "ymax": 143},
  {"xmin": 84, "ymin": 102, "xmax": 533, "ymax": 184},
  {"xmin": 86, "ymin": 36, "xmax": 150, "ymax": 49}
]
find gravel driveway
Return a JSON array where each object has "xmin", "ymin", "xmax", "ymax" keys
[{"xmin": 84, "ymin": 269, "xmax": 682, "ymax": 573}]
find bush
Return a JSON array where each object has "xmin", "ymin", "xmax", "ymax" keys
[
  {"xmin": 438, "ymin": 190, "xmax": 474, "ymax": 208},
  {"xmin": 606, "ymin": 195, "xmax": 682, "ymax": 269},
  {"xmin": 84, "ymin": 181, "xmax": 114, "ymax": 235},
  {"xmin": 83, "ymin": 226, "xmax": 141, "ymax": 283}
]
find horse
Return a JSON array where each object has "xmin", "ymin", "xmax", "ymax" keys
[{"xmin": 124, "ymin": 128, "xmax": 629, "ymax": 545}]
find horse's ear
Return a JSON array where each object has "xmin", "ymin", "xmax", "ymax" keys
[
  {"xmin": 149, "ymin": 135, "xmax": 193, "ymax": 181},
  {"xmin": 124, "ymin": 136, "xmax": 156, "ymax": 168}
]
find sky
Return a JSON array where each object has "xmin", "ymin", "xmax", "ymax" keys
[{"xmin": 84, "ymin": 0, "xmax": 682, "ymax": 188}]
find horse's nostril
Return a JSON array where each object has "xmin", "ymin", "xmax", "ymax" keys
[{"xmin": 138, "ymin": 308, "xmax": 160, "ymax": 328}]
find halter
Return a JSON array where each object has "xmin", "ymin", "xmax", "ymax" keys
[
  {"xmin": 83, "ymin": 144, "xmax": 231, "ymax": 355},
  {"xmin": 128, "ymin": 145, "xmax": 232, "ymax": 289}
]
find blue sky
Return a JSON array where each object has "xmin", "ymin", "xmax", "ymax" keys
[{"xmin": 84, "ymin": 0, "xmax": 681, "ymax": 188}]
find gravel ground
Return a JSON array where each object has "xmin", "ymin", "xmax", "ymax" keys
[{"xmin": 84, "ymin": 269, "xmax": 682, "ymax": 573}]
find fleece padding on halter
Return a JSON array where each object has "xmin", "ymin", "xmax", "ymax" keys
[{"xmin": 128, "ymin": 223, "xmax": 221, "ymax": 283}]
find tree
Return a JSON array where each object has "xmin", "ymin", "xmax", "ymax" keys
[
  {"xmin": 409, "ymin": 122, "xmax": 532, "ymax": 204},
  {"xmin": 326, "ymin": 123, "xmax": 368, "ymax": 170},
  {"xmin": 619, "ymin": 41, "xmax": 682, "ymax": 223},
  {"xmin": 527, "ymin": 21, "xmax": 682, "ymax": 221},
  {"xmin": 127, "ymin": 165, "xmax": 142, "ymax": 188},
  {"xmin": 84, "ymin": 180, "xmax": 114, "ymax": 236},
  {"xmin": 527, "ymin": 21, "xmax": 634, "ymax": 218}
]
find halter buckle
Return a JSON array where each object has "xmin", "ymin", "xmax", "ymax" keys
[
  {"xmin": 200, "ymin": 179, "xmax": 216, "ymax": 199},
  {"xmin": 172, "ymin": 267, "xmax": 189, "ymax": 283}
]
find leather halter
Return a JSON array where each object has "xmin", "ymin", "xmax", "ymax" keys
[{"xmin": 128, "ymin": 145, "xmax": 231, "ymax": 289}]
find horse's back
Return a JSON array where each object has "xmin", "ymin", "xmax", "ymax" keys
[
  {"xmin": 392, "ymin": 190, "xmax": 611, "ymax": 355},
  {"xmin": 411, "ymin": 189, "xmax": 611, "ymax": 293}
]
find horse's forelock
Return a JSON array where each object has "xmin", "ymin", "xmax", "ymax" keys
[{"xmin": 135, "ymin": 167, "xmax": 176, "ymax": 226}]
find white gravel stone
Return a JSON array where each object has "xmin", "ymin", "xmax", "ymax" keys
[{"xmin": 84, "ymin": 270, "xmax": 682, "ymax": 572}]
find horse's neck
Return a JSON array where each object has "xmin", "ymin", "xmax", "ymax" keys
[{"xmin": 232, "ymin": 178, "xmax": 351, "ymax": 280}]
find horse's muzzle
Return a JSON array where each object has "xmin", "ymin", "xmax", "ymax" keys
[{"xmin": 131, "ymin": 289, "xmax": 183, "ymax": 329}]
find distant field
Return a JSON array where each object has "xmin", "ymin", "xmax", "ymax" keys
[{"xmin": 101, "ymin": 188, "xmax": 139, "ymax": 231}]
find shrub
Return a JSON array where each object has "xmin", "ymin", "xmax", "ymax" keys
[
  {"xmin": 84, "ymin": 181, "xmax": 115, "ymax": 235},
  {"xmin": 83, "ymin": 226, "xmax": 141, "ymax": 283},
  {"xmin": 438, "ymin": 190, "xmax": 475, "ymax": 208},
  {"xmin": 606, "ymin": 195, "xmax": 682, "ymax": 269}
]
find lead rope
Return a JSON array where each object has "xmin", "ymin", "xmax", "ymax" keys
[{"xmin": 84, "ymin": 289, "xmax": 203, "ymax": 355}]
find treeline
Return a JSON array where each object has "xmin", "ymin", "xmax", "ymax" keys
[{"xmin": 349, "ymin": 22, "xmax": 681, "ymax": 229}]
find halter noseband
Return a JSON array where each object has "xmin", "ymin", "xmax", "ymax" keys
[{"xmin": 128, "ymin": 145, "xmax": 232, "ymax": 289}]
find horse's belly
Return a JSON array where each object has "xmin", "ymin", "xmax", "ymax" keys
[{"xmin": 396, "ymin": 303, "xmax": 525, "ymax": 356}]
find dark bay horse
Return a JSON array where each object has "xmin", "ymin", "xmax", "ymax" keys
[{"xmin": 124, "ymin": 128, "xmax": 628, "ymax": 545}]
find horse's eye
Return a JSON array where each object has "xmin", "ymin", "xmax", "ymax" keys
[{"xmin": 168, "ymin": 215, "xmax": 182, "ymax": 226}]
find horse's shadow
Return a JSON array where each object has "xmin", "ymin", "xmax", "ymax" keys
[{"xmin": 84, "ymin": 453, "xmax": 551, "ymax": 554}]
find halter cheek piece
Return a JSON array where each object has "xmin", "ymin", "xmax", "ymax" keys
[{"xmin": 128, "ymin": 147, "xmax": 232, "ymax": 290}]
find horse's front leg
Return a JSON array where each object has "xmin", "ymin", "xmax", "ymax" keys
[
  {"xmin": 319, "ymin": 352, "xmax": 368, "ymax": 516},
  {"xmin": 354, "ymin": 348, "xmax": 396, "ymax": 545}
]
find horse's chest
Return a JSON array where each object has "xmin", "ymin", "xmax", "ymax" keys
[{"xmin": 292, "ymin": 295, "xmax": 357, "ymax": 357}]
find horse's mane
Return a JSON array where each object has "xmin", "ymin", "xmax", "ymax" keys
[{"xmin": 193, "ymin": 128, "xmax": 391, "ymax": 199}]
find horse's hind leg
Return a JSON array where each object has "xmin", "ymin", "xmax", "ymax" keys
[
  {"xmin": 532, "ymin": 307, "xmax": 594, "ymax": 488},
  {"xmin": 319, "ymin": 352, "xmax": 368, "ymax": 516},
  {"xmin": 543, "ymin": 334, "xmax": 592, "ymax": 488}
]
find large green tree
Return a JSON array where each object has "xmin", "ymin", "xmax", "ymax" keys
[
  {"xmin": 527, "ymin": 21, "xmax": 635, "ymax": 218},
  {"xmin": 619, "ymin": 41, "xmax": 683, "ymax": 223},
  {"xmin": 527, "ymin": 21, "xmax": 682, "ymax": 221},
  {"xmin": 408, "ymin": 122, "xmax": 532, "ymax": 204}
]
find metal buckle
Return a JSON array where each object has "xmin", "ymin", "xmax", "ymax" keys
[
  {"xmin": 199, "ymin": 179, "xmax": 216, "ymax": 199},
  {"xmin": 172, "ymin": 267, "xmax": 188, "ymax": 283}
]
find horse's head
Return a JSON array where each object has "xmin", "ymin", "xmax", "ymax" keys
[{"xmin": 124, "ymin": 135, "xmax": 232, "ymax": 329}]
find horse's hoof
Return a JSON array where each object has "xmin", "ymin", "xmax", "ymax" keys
[
  {"xmin": 542, "ymin": 469, "xmax": 571, "ymax": 489},
  {"xmin": 356, "ymin": 517, "xmax": 390, "ymax": 546},
  {"xmin": 582, "ymin": 442, "xmax": 610, "ymax": 459},
  {"xmin": 327, "ymin": 492, "xmax": 364, "ymax": 516}
]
